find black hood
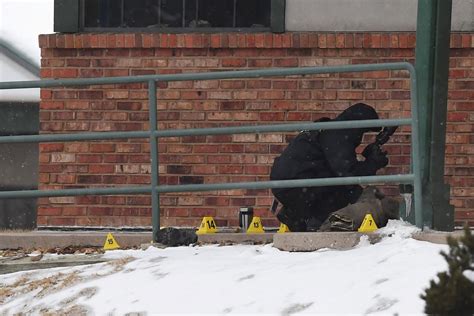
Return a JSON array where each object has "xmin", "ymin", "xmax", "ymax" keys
[
  {"xmin": 335, "ymin": 103, "xmax": 380, "ymax": 129},
  {"xmin": 325, "ymin": 103, "xmax": 380, "ymax": 147}
]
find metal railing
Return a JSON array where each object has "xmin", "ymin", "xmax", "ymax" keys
[{"xmin": 0, "ymin": 62, "xmax": 422, "ymax": 239}]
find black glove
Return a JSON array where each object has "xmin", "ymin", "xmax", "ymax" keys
[{"xmin": 362, "ymin": 143, "xmax": 388, "ymax": 169}]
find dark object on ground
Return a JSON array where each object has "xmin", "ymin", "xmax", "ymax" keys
[
  {"xmin": 318, "ymin": 186, "xmax": 399, "ymax": 231},
  {"xmin": 155, "ymin": 227, "xmax": 198, "ymax": 247},
  {"xmin": 271, "ymin": 103, "xmax": 392, "ymax": 231},
  {"xmin": 421, "ymin": 225, "xmax": 474, "ymax": 315}
]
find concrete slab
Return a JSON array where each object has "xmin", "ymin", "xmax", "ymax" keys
[
  {"xmin": 0, "ymin": 229, "xmax": 469, "ymax": 251},
  {"xmin": 0, "ymin": 231, "xmax": 152, "ymax": 250},
  {"xmin": 273, "ymin": 232, "xmax": 382, "ymax": 252},
  {"xmin": 412, "ymin": 230, "xmax": 466, "ymax": 245},
  {"xmin": 197, "ymin": 233, "xmax": 274, "ymax": 245}
]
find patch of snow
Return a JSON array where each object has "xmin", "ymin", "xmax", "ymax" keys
[
  {"xmin": 0, "ymin": 235, "xmax": 449, "ymax": 315},
  {"xmin": 377, "ymin": 219, "xmax": 421, "ymax": 239},
  {"xmin": 463, "ymin": 270, "xmax": 474, "ymax": 283}
]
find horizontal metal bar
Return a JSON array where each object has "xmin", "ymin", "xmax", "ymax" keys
[
  {"xmin": 0, "ymin": 186, "xmax": 152, "ymax": 199},
  {"xmin": 0, "ymin": 119, "xmax": 410, "ymax": 144},
  {"xmin": 153, "ymin": 118, "xmax": 410, "ymax": 138},
  {"xmin": 0, "ymin": 62, "xmax": 413, "ymax": 89},
  {"xmin": 0, "ymin": 131, "xmax": 150, "ymax": 144},
  {"xmin": 0, "ymin": 175, "xmax": 414, "ymax": 199},
  {"xmin": 155, "ymin": 174, "xmax": 415, "ymax": 193}
]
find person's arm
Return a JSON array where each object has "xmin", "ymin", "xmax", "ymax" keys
[{"xmin": 320, "ymin": 130, "xmax": 384, "ymax": 177}]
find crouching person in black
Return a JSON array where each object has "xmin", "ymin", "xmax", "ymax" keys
[{"xmin": 270, "ymin": 103, "xmax": 390, "ymax": 232}]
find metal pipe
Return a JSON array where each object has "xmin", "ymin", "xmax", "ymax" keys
[
  {"xmin": 148, "ymin": 80, "xmax": 160, "ymax": 240},
  {"xmin": 409, "ymin": 63, "xmax": 424, "ymax": 229},
  {"xmin": 0, "ymin": 62, "xmax": 413, "ymax": 89},
  {"xmin": 0, "ymin": 118, "xmax": 410, "ymax": 144},
  {"xmin": 0, "ymin": 186, "xmax": 152, "ymax": 199},
  {"xmin": 154, "ymin": 174, "xmax": 415, "ymax": 193},
  {"xmin": 0, "ymin": 174, "xmax": 414, "ymax": 199}
]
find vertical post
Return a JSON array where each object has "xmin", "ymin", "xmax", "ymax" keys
[
  {"xmin": 429, "ymin": 0, "xmax": 454, "ymax": 231},
  {"xmin": 148, "ymin": 80, "xmax": 160, "ymax": 241},
  {"xmin": 415, "ymin": 0, "xmax": 454, "ymax": 230},
  {"xmin": 408, "ymin": 65, "xmax": 423, "ymax": 229},
  {"xmin": 415, "ymin": 0, "xmax": 436, "ymax": 229}
]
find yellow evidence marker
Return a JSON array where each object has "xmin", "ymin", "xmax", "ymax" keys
[
  {"xmin": 277, "ymin": 223, "xmax": 290, "ymax": 233},
  {"xmin": 247, "ymin": 216, "xmax": 265, "ymax": 234},
  {"xmin": 103, "ymin": 232, "xmax": 120, "ymax": 250},
  {"xmin": 357, "ymin": 214, "xmax": 378, "ymax": 233},
  {"xmin": 196, "ymin": 216, "xmax": 218, "ymax": 234}
]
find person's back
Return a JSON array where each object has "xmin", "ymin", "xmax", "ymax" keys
[{"xmin": 270, "ymin": 103, "xmax": 389, "ymax": 231}]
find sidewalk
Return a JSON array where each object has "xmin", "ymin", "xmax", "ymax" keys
[{"xmin": 0, "ymin": 229, "xmax": 465, "ymax": 251}]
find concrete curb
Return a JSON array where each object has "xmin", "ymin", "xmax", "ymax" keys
[
  {"xmin": 198, "ymin": 232, "xmax": 274, "ymax": 245},
  {"xmin": 273, "ymin": 232, "xmax": 382, "ymax": 252},
  {"xmin": 0, "ymin": 229, "xmax": 468, "ymax": 251},
  {"xmin": 412, "ymin": 230, "xmax": 465, "ymax": 244},
  {"xmin": 0, "ymin": 231, "xmax": 152, "ymax": 250}
]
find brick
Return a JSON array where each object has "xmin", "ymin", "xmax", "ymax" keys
[
  {"xmin": 38, "ymin": 207, "xmax": 62, "ymax": 216},
  {"xmin": 312, "ymin": 91, "xmax": 337, "ymax": 100},
  {"xmin": 52, "ymin": 69, "xmax": 77, "ymax": 78},
  {"xmin": 247, "ymin": 80, "xmax": 271, "ymax": 89},
  {"xmin": 259, "ymin": 112, "xmax": 285, "ymax": 121},
  {"xmin": 77, "ymin": 154, "xmax": 103, "ymax": 163},
  {"xmin": 232, "ymin": 134, "xmax": 257, "ymax": 143},
  {"xmin": 219, "ymin": 144, "xmax": 244, "ymax": 153},
  {"xmin": 40, "ymin": 143, "xmax": 64, "ymax": 152},
  {"xmin": 233, "ymin": 91, "xmax": 258, "ymax": 100},
  {"xmin": 222, "ymin": 58, "xmax": 246, "ymax": 67},
  {"xmin": 270, "ymin": 101, "xmax": 296, "ymax": 111},
  {"xmin": 51, "ymin": 153, "xmax": 75, "ymax": 163},
  {"xmin": 274, "ymin": 58, "xmax": 298, "ymax": 67},
  {"xmin": 258, "ymin": 91, "xmax": 285, "ymax": 100},
  {"xmin": 77, "ymin": 175, "xmax": 102, "ymax": 184},
  {"xmin": 48, "ymin": 217, "xmax": 76, "ymax": 226}
]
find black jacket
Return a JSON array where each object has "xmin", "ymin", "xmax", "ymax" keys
[{"xmin": 270, "ymin": 103, "xmax": 381, "ymax": 183}]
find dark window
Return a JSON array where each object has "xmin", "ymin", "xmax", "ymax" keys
[
  {"xmin": 0, "ymin": 103, "xmax": 38, "ymax": 230},
  {"xmin": 78, "ymin": 0, "xmax": 277, "ymax": 30}
]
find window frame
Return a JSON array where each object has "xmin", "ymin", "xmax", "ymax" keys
[{"xmin": 54, "ymin": 0, "xmax": 285, "ymax": 33}]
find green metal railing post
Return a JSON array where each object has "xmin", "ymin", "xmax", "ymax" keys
[
  {"xmin": 415, "ymin": 0, "xmax": 454, "ymax": 230},
  {"xmin": 429, "ymin": 0, "xmax": 454, "ymax": 231},
  {"xmin": 148, "ymin": 80, "xmax": 160, "ymax": 241},
  {"xmin": 415, "ymin": 0, "xmax": 436, "ymax": 229},
  {"xmin": 408, "ymin": 64, "xmax": 423, "ymax": 228}
]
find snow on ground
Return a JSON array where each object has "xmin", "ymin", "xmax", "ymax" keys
[{"xmin": 0, "ymin": 221, "xmax": 449, "ymax": 315}]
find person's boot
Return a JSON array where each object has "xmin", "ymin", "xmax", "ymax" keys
[
  {"xmin": 155, "ymin": 227, "xmax": 198, "ymax": 247},
  {"xmin": 276, "ymin": 207, "xmax": 307, "ymax": 232},
  {"xmin": 306, "ymin": 217, "xmax": 323, "ymax": 232}
]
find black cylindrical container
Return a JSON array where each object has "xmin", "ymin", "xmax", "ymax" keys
[{"xmin": 239, "ymin": 207, "xmax": 254, "ymax": 231}]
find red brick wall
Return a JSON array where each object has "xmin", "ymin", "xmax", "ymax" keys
[{"xmin": 38, "ymin": 32, "xmax": 474, "ymax": 228}]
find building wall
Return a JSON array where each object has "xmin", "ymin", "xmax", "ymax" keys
[
  {"xmin": 286, "ymin": 0, "xmax": 474, "ymax": 32},
  {"xmin": 38, "ymin": 32, "xmax": 474, "ymax": 228}
]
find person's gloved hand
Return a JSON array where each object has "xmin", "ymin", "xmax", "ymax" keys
[{"xmin": 362, "ymin": 143, "xmax": 388, "ymax": 169}]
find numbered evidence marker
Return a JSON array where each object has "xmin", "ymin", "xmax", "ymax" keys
[
  {"xmin": 246, "ymin": 216, "xmax": 265, "ymax": 234},
  {"xmin": 103, "ymin": 233, "xmax": 120, "ymax": 250},
  {"xmin": 196, "ymin": 216, "xmax": 218, "ymax": 234},
  {"xmin": 357, "ymin": 213, "xmax": 378, "ymax": 233},
  {"xmin": 277, "ymin": 223, "xmax": 290, "ymax": 233}
]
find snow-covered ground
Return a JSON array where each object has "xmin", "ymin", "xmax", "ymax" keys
[{"xmin": 0, "ymin": 221, "xmax": 450, "ymax": 315}]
